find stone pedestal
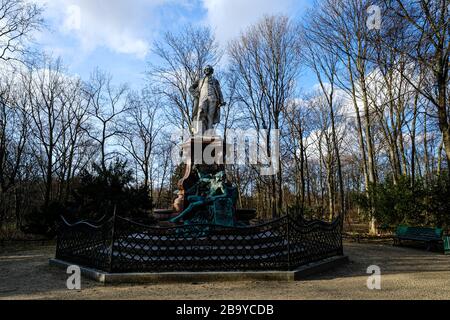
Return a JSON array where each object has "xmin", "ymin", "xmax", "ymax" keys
[
  {"xmin": 173, "ymin": 136, "xmax": 228, "ymax": 213},
  {"xmin": 153, "ymin": 135, "xmax": 257, "ymax": 224}
]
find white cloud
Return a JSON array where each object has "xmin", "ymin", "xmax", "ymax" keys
[
  {"xmin": 201, "ymin": 0, "xmax": 300, "ymax": 45},
  {"xmin": 35, "ymin": 0, "xmax": 306, "ymax": 60},
  {"xmin": 37, "ymin": 0, "xmax": 174, "ymax": 59}
]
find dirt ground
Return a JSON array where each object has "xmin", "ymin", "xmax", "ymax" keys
[{"xmin": 1, "ymin": 241, "xmax": 450, "ymax": 300}]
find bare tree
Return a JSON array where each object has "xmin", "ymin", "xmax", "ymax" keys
[
  {"xmin": 0, "ymin": 74, "xmax": 30, "ymax": 227},
  {"xmin": 120, "ymin": 89, "xmax": 162, "ymax": 192},
  {"xmin": 302, "ymin": 30, "xmax": 347, "ymax": 221},
  {"xmin": 85, "ymin": 70, "xmax": 129, "ymax": 173},
  {"xmin": 153, "ymin": 137, "xmax": 175, "ymax": 209},
  {"xmin": 0, "ymin": 0, "xmax": 43, "ymax": 62},
  {"xmin": 228, "ymin": 15, "xmax": 302, "ymax": 218},
  {"xmin": 381, "ymin": 0, "xmax": 450, "ymax": 167},
  {"xmin": 25, "ymin": 58, "xmax": 69, "ymax": 208},
  {"xmin": 54, "ymin": 78, "xmax": 91, "ymax": 202},
  {"xmin": 305, "ymin": 0, "xmax": 382, "ymax": 233},
  {"xmin": 284, "ymin": 99, "xmax": 312, "ymax": 215}
]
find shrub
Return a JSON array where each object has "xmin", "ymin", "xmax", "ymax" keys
[
  {"xmin": 354, "ymin": 173, "xmax": 450, "ymax": 229},
  {"xmin": 426, "ymin": 173, "xmax": 450, "ymax": 228},
  {"xmin": 21, "ymin": 159, "xmax": 155, "ymax": 237},
  {"xmin": 71, "ymin": 159, "xmax": 154, "ymax": 221},
  {"xmin": 21, "ymin": 201, "xmax": 65, "ymax": 237}
]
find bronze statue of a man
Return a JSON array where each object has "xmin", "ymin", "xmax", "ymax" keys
[{"xmin": 190, "ymin": 65, "xmax": 226, "ymax": 134}]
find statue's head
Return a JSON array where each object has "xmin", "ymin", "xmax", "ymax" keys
[{"xmin": 204, "ymin": 65, "xmax": 214, "ymax": 76}]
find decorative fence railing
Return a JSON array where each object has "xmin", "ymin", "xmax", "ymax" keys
[{"xmin": 56, "ymin": 215, "xmax": 343, "ymax": 273}]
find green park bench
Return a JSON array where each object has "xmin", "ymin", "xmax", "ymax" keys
[
  {"xmin": 394, "ymin": 225, "xmax": 444, "ymax": 252},
  {"xmin": 444, "ymin": 236, "xmax": 450, "ymax": 255}
]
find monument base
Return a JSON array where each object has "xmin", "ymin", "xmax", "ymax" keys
[
  {"xmin": 153, "ymin": 135, "xmax": 257, "ymax": 225},
  {"xmin": 174, "ymin": 135, "xmax": 228, "ymax": 214},
  {"xmin": 49, "ymin": 255, "xmax": 349, "ymax": 284}
]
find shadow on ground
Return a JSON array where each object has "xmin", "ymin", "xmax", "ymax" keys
[{"xmin": 1, "ymin": 242, "xmax": 449, "ymax": 300}]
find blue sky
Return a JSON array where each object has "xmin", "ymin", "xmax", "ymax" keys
[{"xmin": 34, "ymin": 0, "xmax": 316, "ymax": 90}]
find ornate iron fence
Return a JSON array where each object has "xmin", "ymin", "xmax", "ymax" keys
[{"xmin": 56, "ymin": 215, "xmax": 343, "ymax": 273}]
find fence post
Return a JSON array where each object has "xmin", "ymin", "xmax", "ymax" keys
[
  {"xmin": 286, "ymin": 215, "xmax": 291, "ymax": 271},
  {"xmin": 339, "ymin": 204, "xmax": 346, "ymax": 256},
  {"xmin": 55, "ymin": 218, "xmax": 61, "ymax": 259},
  {"xmin": 339, "ymin": 215, "xmax": 344, "ymax": 256},
  {"xmin": 108, "ymin": 206, "xmax": 117, "ymax": 273}
]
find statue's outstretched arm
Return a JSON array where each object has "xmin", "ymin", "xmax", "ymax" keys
[{"xmin": 170, "ymin": 198, "xmax": 205, "ymax": 223}]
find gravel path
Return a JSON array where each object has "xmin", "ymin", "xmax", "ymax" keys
[{"xmin": 1, "ymin": 241, "xmax": 450, "ymax": 300}]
